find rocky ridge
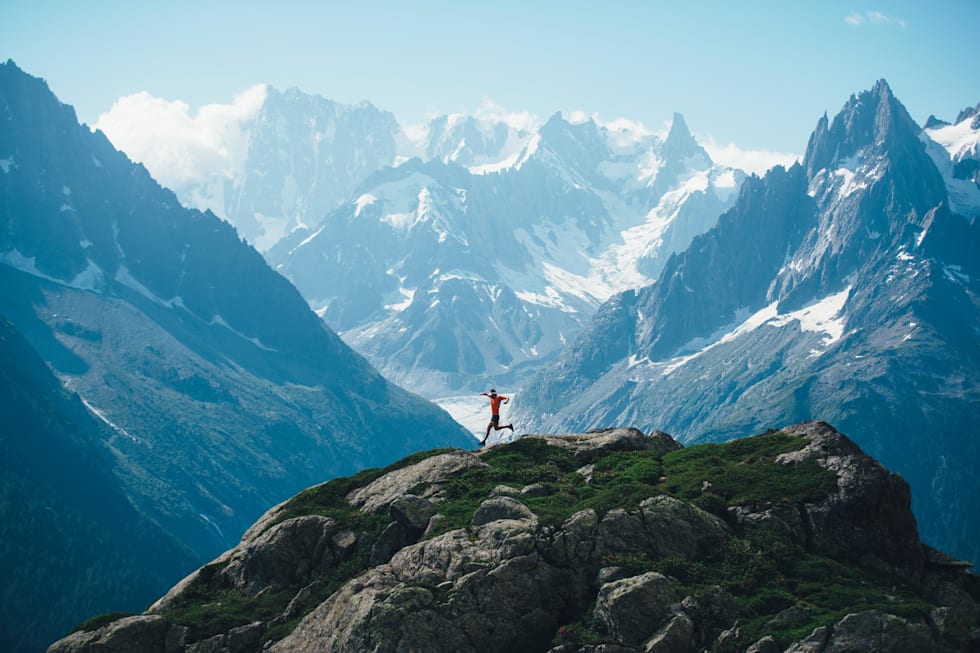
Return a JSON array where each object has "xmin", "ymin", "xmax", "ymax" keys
[{"xmin": 50, "ymin": 422, "xmax": 978, "ymax": 653}]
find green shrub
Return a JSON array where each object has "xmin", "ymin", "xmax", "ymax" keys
[{"xmin": 70, "ymin": 611, "xmax": 135, "ymax": 634}]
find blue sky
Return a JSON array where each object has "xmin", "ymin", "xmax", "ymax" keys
[{"xmin": 2, "ymin": 0, "xmax": 978, "ymax": 156}]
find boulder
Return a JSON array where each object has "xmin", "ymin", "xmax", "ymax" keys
[
  {"xmin": 47, "ymin": 616, "xmax": 185, "ymax": 653},
  {"xmin": 642, "ymin": 611, "xmax": 693, "ymax": 652},
  {"xmin": 593, "ymin": 572, "xmax": 679, "ymax": 645},
  {"xmin": 778, "ymin": 422, "xmax": 924, "ymax": 572},
  {"xmin": 472, "ymin": 496, "xmax": 536, "ymax": 526},
  {"xmin": 522, "ymin": 427, "xmax": 681, "ymax": 463},
  {"xmin": 596, "ymin": 495, "xmax": 730, "ymax": 561},
  {"xmin": 347, "ymin": 450, "xmax": 487, "ymax": 513}
]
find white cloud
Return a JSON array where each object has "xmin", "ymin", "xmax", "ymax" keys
[
  {"xmin": 702, "ymin": 137, "xmax": 801, "ymax": 177},
  {"xmin": 473, "ymin": 99, "xmax": 540, "ymax": 133},
  {"xmin": 94, "ymin": 84, "xmax": 267, "ymax": 190},
  {"xmin": 844, "ymin": 10, "xmax": 907, "ymax": 28}
]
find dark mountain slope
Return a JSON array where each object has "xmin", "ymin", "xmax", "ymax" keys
[
  {"xmin": 0, "ymin": 60, "xmax": 474, "ymax": 649},
  {"xmin": 0, "ymin": 317, "xmax": 197, "ymax": 653}
]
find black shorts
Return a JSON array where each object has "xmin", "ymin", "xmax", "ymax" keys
[{"xmin": 490, "ymin": 414, "xmax": 500, "ymax": 425}]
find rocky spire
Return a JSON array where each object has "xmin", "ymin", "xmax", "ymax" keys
[
  {"xmin": 663, "ymin": 112, "xmax": 708, "ymax": 163},
  {"xmin": 803, "ymin": 79, "xmax": 922, "ymax": 179}
]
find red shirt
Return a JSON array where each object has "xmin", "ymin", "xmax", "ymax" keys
[{"xmin": 488, "ymin": 394, "xmax": 507, "ymax": 415}]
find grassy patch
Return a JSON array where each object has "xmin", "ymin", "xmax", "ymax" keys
[
  {"xmin": 70, "ymin": 611, "xmax": 136, "ymax": 634},
  {"xmin": 659, "ymin": 431, "xmax": 836, "ymax": 516},
  {"xmin": 424, "ymin": 438, "xmax": 669, "ymax": 536},
  {"xmin": 161, "ymin": 447, "xmax": 456, "ymax": 643},
  {"xmin": 270, "ymin": 447, "xmax": 458, "ymax": 530},
  {"xmin": 648, "ymin": 529, "xmax": 935, "ymax": 651}
]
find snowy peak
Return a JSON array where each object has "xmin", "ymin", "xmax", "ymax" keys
[
  {"xmin": 955, "ymin": 102, "xmax": 980, "ymax": 127},
  {"xmin": 922, "ymin": 97, "xmax": 980, "ymax": 220},
  {"xmin": 533, "ymin": 112, "xmax": 609, "ymax": 170},
  {"xmin": 663, "ymin": 112, "xmax": 707, "ymax": 164},
  {"xmin": 804, "ymin": 79, "xmax": 920, "ymax": 178},
  {"xmin": 421, "ymin": 113, "xmax": 532, "ymax": 172}
]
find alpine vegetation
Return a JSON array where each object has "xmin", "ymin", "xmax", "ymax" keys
[{"xmin": 50, "ymin": 423, "xmax": 980, "ymax": 653}]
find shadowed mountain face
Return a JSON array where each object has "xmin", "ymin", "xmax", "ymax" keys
[
  {"xmin": 0, "ymin": 60, "xmax": 474, "ymax": 650},
  {"xmin": 0, "ymin": 317, "xmax": 197, "ymax": 653},
  {"xmin": 515, "ymin": 81, "xmax": 980, "ymax": 565}
]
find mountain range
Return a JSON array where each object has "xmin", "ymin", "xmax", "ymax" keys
[
  {"xmin": 102, "ymin": 85, "xmax": 748, "ymax": 402},
  {"xmin": 270, "ymin": 108, "xmax": 746, "ymax": 400},
  {"xmin": 0, "ymin": 60, "xmax": 472, "ymax": 652},
  {"xmin": 514, "ymin": 81, "xmax": 980, "ymax": 565},
  {"xmin": 3, "ymin": 57, "xmax": 979, "ymax": 649}
]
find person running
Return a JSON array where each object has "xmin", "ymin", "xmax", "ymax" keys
[{"xmin": 480, "ymin": 388, "xmax": 514, "ymax": 446}]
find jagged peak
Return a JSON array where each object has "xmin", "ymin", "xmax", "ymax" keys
[
  {"xmin": 955, "ymin": 102, "xmax": 980, "ymax": 125},
  {"xmin": 804, "ymin": 79, "xmax": 921, "ymax": 178}
]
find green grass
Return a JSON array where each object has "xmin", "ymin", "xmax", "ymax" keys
[
  {"xmin": 659, "ymin": 431, "xmax": 837, "ymax": 516},
  {"xmin": 159, "ymin": 447, "xmax": 458, "ymax": 642},
  {"xmin": 70, "ymin": 611, "xmax": 136, "ymax": 634}
]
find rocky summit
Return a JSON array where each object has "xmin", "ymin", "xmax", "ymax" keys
[{"xmin": 50, "ymin": 422, "xmax": 978, "ymax": 653}]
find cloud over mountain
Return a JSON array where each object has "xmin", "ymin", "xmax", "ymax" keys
[{"xmin": 94, "ymin": 84, "xmax": 267, "ymax": 191}]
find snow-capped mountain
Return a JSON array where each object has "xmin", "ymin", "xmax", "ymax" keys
[
  {"xmin": 923, "ymin": 101, "xmax": 980, "ymax": 220},
  {"xmin": 0, "ymin": 61, "xmax": 473, "ymax": 640},
  {"xmin": 418, "ymin": 111, "xmax": 534, "ymax": 172},
  {"xmin": 515, "ymin": 80, "xmax": 980, "ymax": 565},
  {"xmin": 103, "ymin": 85, "xmax": 402, "ymax": 251},
  {"xmin": 268, "ymin": 111, "xmax": 746, "ymax": 400}
]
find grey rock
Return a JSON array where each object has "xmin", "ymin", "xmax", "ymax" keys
[
  {"xmin": 347, "ymin": 450, "xmax": 487, "ymax": 513},
  {"xmin": 779, "ymin": 422, "xmax": 924, "ymax": 573},
  {"xmin": 220, "ymin": 515, "xmax": 343, "ymax": 594},
  {"xmin": 728, "ymin": 502, "xmax": 806, "ymax": 543},
  {"xmin": 764, "ymin": 604, "xmax": 812, "ymax": 632},
  {"xmin": 745, "ymin": 635, "xmax": 781, "ymax": 653},
  {"xmin": 785, "ymin": 625, "xmax": 830, "ymax": 653},
  {"xmin": 523, "ymin": 428, "xmax": 680, "ymax": 463},
  {"xmin": 598, "ymin": 566, "xmax": 634, "ymax": 585},
  {"xmin": 370, "ymin": 521, "xmax": 411, "ymax": 566},
  {"xmin": 521, "ymin": 482, "xmax": 554, "ymax": 497},
  {"xmin": 186, "ymin": 621, "xmax": 262, "ymax": 653},
  {"xmin": 47, "ymin": 615, "xmax": 185, "ymax": 653},
  {"xmin": 596, "ymin": 495, "xmax": 730, "ymax": 561},
  {"xmin": 642, "ymin": 611, "xmax": 693, "ymax": 652},
  {"xmin": 272, "ymin": 517, "xmax": 583, "ymax": 652},
  {"xmin": 472, "ymin": 495, "xmax": 536, "ymax": 525},
  {"xmin": 576, "ymin": 464, "xmax": 596, "ymax": 483},
  {"xmin": 390, "ymin": 494, "xmax": 440, "ymax": 533},
  {"xmin": 681, "ymin": 586, "xmax": 738, "ymax": 650},
  {"xmin": 822, "ymin": 610, "xmax": 935, "ymax": 652},
  {"xmin": 594, "ymin": 572, "xmax": 678, "ymax": 645},
  {"xmin": 547, "ymin": 509, "xmax": 600, "ymax": 567}
]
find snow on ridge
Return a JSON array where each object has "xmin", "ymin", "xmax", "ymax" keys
[
  {"xmin": 0, "ymin": 156, "xmax": 15, "ymax": 173},
  {"xmin": 770, "ymin": 286, "xmax": 851, "ymax": 345},
  {"xmin": 354, "ymin": 193, "xmax": 377, "ymax": 216},
  {"xmin": 1, "ymin": 249, "xmax": 105, "ymax": 292},
  {"xmin": 926, "ymin": 115, "xmax": 980, "ymax": 161},
  {"xmin": 207, "ymin": 314, "xmax": 277, "ymax": 351},
  {"xmin": 660, "ymin": 287, "xmax": 851, "ymax": 375},
  {"xmin": 79, "ymin": 396, "xmax": 143, "ymax": 444}
]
